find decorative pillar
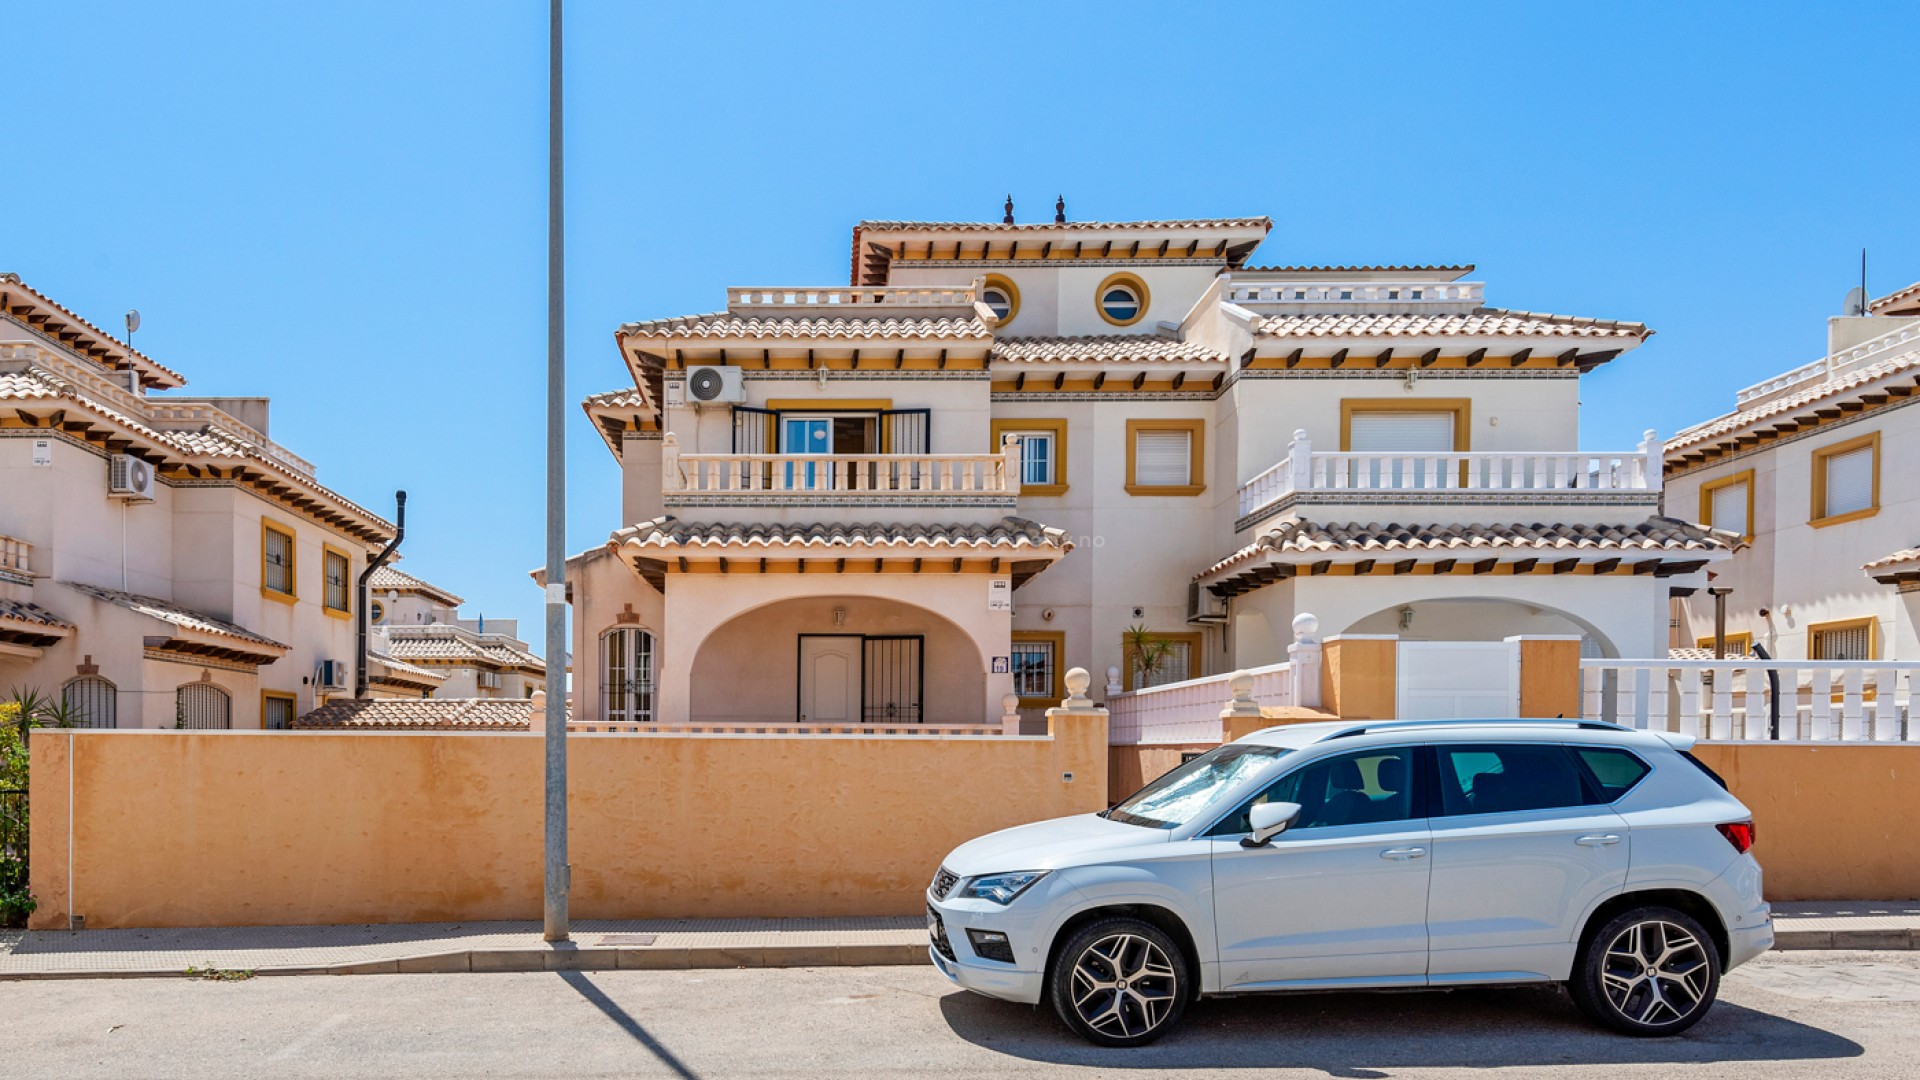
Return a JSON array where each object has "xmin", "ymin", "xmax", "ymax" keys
[
  {"xmin": 1001, "ymin": 432, "xmax": 1023, "ymax": 496},
  {"xmin": 1288, "ymin": 429, "xmax": 1313, "ymax": 493},
  {"xmin": 1638, "ymin": 428, "xmax": 1663, "ymax": 494},
  {"xmin": 661, "ymin": 432, "xmax": 683, "ymax": 492},
  {"xmin": 1000, "ymin": 692, "xmax": 1022, "ymax": 736},
  {"xmin": 1288, "ymin": 612, "xmax": 1323, "ymax": 709}
]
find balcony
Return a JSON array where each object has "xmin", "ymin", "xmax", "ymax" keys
[
  {"xmin": 663, "ymin": 436, "xmax": 1019, "ymax": 510},
  {"xmin": 1734, "ymin": 322, "xmax": 1920, "ymax": 409},
  {"xmin": 1237, "ymin": 430, "xmax": 1663, "ymax": 528},
  {"xmin": 0, "ymin": 536, "xmax": 34, "ymax": 580},
  {"xmin": 725, "ymin": 284, "xmax": 979, "ymax": 317}
]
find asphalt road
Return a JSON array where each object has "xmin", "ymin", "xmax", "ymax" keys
[{"xmin": 7, "ymin": 951, "xmax": 1920, "ymax": 1079}]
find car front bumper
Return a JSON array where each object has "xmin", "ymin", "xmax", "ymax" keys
[
  {"xmin": 929, "ymin": 943, "xmax": 1045, "ymax": 1004},
  {"xmin": 926, "ymin": 891, "xmax": 1055, "ymax": 1005}
]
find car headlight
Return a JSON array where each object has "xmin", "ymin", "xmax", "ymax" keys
[{"xmin": 956, "ymin": 870, "xmax": 1049, "ymax": 905}]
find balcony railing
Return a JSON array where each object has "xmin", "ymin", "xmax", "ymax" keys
[
  {"xmin": 726, "ymin": 284, "xmax": 979, "ymax": 312},
  {"xmin": 1222, "ymin": 281, "xmax": 1484, "ymax": 307},
  {"xmin": 0, "ymin": 536, "xmax": 33, "ymax": 577},
  {"xmin": 1581, "ymin": 659, "xmax": 1920, "ymax": 742},
  {"xmin": 1732, "ymin": 323, "xmax": 1920, "ymax": 409},
  {"xmin": 664, "ymin": 442, "xmax": 1019, "ymax": 499},
  {"xmin": 1237, "ymin": 430, "xmax": 1663, "ymax": 521}
]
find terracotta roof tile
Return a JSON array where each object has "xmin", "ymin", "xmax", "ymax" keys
[
  {"xmin": 618, "ymin": 313, "xmax": 990, "ymax": 341},
  {"xmin": 293, "ymin": 698, "xmax": 532, "ymax": 731},
  {"xmin": 990, "ymin": 336, "xmax": 1226, "ymax": 365},
  {"xmin": 611, "ymin": 516, "xmax": 1072, "ymax": 553},
  {"xmin": 0, "ymin": 272, "xmax": 186, "ymax": 387},
  {"xmin": 1668, "ymin": 343, "xmax": 1920, "ymax": 454},
  {"xmin": 62, "ymin": 581, "xmax": 287, "ymax": 649},
  {"xmin": 1201, "ymin": 518, "xmax": 1739, "ymax": 579},
  {"xmin": 1253, "ymin": 308, "xmax": 1649, "ymax": 340},
  {"xmin": 1865, "ymin": 547, "xmax": 1920, "ymax": 571},
  {"xmin": 0, "ymin": 597, "xmax": 71, "ymax": 630},
  {"xmin": 583, "ymin": 387, "xmax": 651, "ymax": 408},
  {"xmin": 1868, "ymin": 280, "xmax": 1920, "ymax": 315},
  {"xmin": 367, "ymin": 565, "xmax": 465, "ymax": 607}
]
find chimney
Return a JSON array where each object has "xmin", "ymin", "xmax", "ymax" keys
[
  {"xmin": 1055, "ymin": 195, "xmax": 1066, "ymax": 224},
  {"xmin": 1002, "ymin": 194, "xmax": 1014, "ymax": 225}
]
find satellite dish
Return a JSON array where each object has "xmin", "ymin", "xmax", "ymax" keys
[
  {"xmin": 1843, "ymin": 287, "xmax": 1867, "ymax": 317},
  {"xmin": 125, "ymin": 309, "xmax": 141, "ymax": 335}
]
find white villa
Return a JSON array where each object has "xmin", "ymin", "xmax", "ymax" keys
[
  {"xmin": 0, "ymin": 274, "xmax": 418, "ymax": 726},
  {"xmin": 565, "ymin": 206, "xmax": 1735, "ymax": 727},
  {"xmin": 367, "ymin": 564, "xmax": 546, "ymax": 699},
  {"xmin": 1665, "ymin": 280, "xmax": 1920, "ymax": 663}
]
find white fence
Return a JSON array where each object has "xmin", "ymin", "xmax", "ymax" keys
[
  {"xmin": 667, "ymin": 452, "xmax": 1016, "ymax": 496},
  {"xmin": 1581, "ymin": 660, "xmax": 1920, "ymax": 742},
  {"xmin": 1108, "ymin": 662, "xmax": 1295, "ymax": 746}
]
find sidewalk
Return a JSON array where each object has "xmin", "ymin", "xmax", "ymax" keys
[{"xmin": 3, "ymin": 903, "xmax": 1916, "ymax": 981}]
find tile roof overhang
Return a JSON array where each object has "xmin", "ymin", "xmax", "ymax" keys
[
  {"xmin": 609, "ymin": 515, "xmax": 1074, "ymax": 589},
  {"xmin": 293, "ymin": 698, "xmax": 533, "ymax": 731},
  {"xmin": 583, "ymin": 385, "xmax": 660, "ymax": 458},
  {"xmin": 1252, "ymin": 308, "xmax": 1651, "ymax": 343},
  {"xmin": 0, "ymin": 274, "xmax": 185, "ymax": 389},
  {"xmin": 1865, "ymin": 548, "xmax": 1920, "ymax": 587},
  {"xmin": 1197, "ymin": 518, "xmax": 1741, "ymax": 599},
  {"xmin": 989, "ymin": 335, "xmax": 1228, "ymax": 368},
  {"xmin": 0, "ymin": 597, "xmax": 74, "ymax": 651},
  {"xmin": 1238, "ymin": 265, "xmax": 1475, "ymax": 281},
  {"xmin": 367, "ymin": 565, "xmax": 465, "ymax": 607},
  {"xmin": 366, "ymin": 650, "xmax": 448, "ymax": 690},
  {"xmin": 851, "ymin": 218, "xmax": 1273, "ymax": 284},
  {"xmin": 1, "ymin": 364, "xmax": 396, "ymax": 544},
  {"xmin": 1869, "ymin": 280, "xmax": 1920, "ymax": 317},
  {"xmin": 63, "ymin": 581, "xmax": 290, "ymax": 664},
  {"xmin": 1665, "ymin": 341, "xmax": 1920, "ymax": 462}
]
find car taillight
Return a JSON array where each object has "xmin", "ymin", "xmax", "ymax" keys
[{"xmin": 1716, "ymin": 820, "xmax": 1756, "ymax": 854}]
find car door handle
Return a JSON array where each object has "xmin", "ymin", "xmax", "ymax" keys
[
  {"xmin": 1380, "ymin": 847, "xmax": 1427, "ymax": 861},
  {"xmin": 1575, "ymin": 834, "xmax": 1622, "ymax": 847}
]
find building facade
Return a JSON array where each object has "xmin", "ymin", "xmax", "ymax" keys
[
  {"xmin": 569, "ymin": 210, "xmax": 1733, "ymax": 726},
  {"xmin": 0, "ymin": 275, "xmax": 404, "ymax": 727},
  {"xmin": 1665, "ymin": 282, "xmax": 1920, "ymax": 663},
  {"xmin": 368, "ymin": 565, "xmax": 545, "ymax": 699}
]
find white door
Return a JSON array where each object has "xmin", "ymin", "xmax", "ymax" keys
[
  {"xmin": 1424, "ymin": 742, "xmax": 1631, "ymax": 980},
  {"xmin": 1208, "ymin": 746, "xmax": 1430, "ymax": 988},
  {"xmin": 798, "ymin": 635, "xmax": 861, "ymax": 724},
  {"xmin": 1397, "ymin": 641, "xmax": 1519, "ymax": 719}
]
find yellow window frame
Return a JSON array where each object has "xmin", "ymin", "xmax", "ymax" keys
[
  {"xmin": 1698, "ymin": 468, "xmax": 1756, "ymax": 541},
  {"xmin": 1809, "ymin": 431, "xmax": 1880, "ymax": 528},
  {"xmin": 1125, "ymin": 419, "xmax": 1206, "ymax": 496},
  {"xmin": 1095, "ymin": 272, "xmax": 1151, "ymax": 327},
  {"xmin": 1011, "ymin": 630, "xmax": 1066, "ymax": 709},
  {"xmin": 260, "ymin": 690, "xmax": 299, "ymax": 730},
  {"xmin": 991, "ymin": 418, "xmax": 1069, "ymax": 496},
  {"xmin": 1123, "ymin": 630, "xmax": 1204, "ymax": 691},
  {"xmin": 1693, "ymin": 631, "xmax": 1753, "ymax": 657},
  {"xmin": 1808, "ymin": 616, "xmax": 1878, "ymax": 661},
  {"xmin": 322, "ymin": 544, "xmax": 353, "ymax": 619},
  {"xmin": 261, "ymin": 519, "xmax": 297, "ymax": 603}
]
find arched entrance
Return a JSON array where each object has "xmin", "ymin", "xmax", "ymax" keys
[
  {"xmin": 1343, "ymin": 597, "xmax": 1619, "ymax": 658},
  {"xmin": 688, "ymin": 595, "xmax": 988, "ymax": 725}
]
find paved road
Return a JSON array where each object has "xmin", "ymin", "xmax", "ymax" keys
[{"xmin": 7, "ymin": 951, "xmax": 1919, "ymax": 1079}]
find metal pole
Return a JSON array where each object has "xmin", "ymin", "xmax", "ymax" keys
[{"xmin": 542, "ymin": 0, "xmax": 570, "ymax": 943}]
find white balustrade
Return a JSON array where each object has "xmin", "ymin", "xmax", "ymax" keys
[
  {"xmin": 727, "ymin": 285, "xmax": 978, "ymax": 311},
  {"xmin": 0, "ymin": 535, "xmax": 33, "ymax": 576},
  {"xmin": 1222, "ymin": 281, "xmax": 1485, "ymax": 306},
  {"xmin": 667, "ymin": 452, "xmax": 1016, "ymax": 497},
  {"xmin": 1107, "ymin": 661, "xmax": 1295, "ymax": 746},
  {"xmin": 1237, "ymin": 430, "xmax": 1661, "ymax": 520},
  {"xmin": 1580, "ymin": 659, "xmax": 1920, "ymax": 742},
  {"xmin": 1732, "ymin": 325, "xmax": 1920, "ymax": 408}
]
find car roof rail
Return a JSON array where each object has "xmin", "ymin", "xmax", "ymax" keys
[{"xmin": 1317, "ymin": 717, "xmax": 1632, "ymax": 742}]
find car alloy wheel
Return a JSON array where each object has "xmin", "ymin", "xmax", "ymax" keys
[
  {"xmin": 1049, "ymin": 916, "xmax": 1191, "ymax": 1046},
  {"xmin": 1571, "ymin": 905, "xmax": 1721, "ymax": 1036}
]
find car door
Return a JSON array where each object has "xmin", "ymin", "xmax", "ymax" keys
[
  {"xmin": 1207, "ymin": 745, "xmax": 1431, "ymax": 989},
  {"xmin": 1424, "ymin": 741, "xmax": 1630, "ymax": 982}
]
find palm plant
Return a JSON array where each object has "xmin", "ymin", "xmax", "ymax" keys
[{"xmin": 1122, "ymin": 624, "xmax": 1175, "ymax": 689}]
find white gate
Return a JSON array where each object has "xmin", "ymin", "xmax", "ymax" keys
[{"xmin": 1396, "ymin": 641, "xmax": 1519, "ymax": 719}]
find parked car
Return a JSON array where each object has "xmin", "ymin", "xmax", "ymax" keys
[{"xmin": 927, "ymin": 718, "xmax": 1769, "ymax": 1046}]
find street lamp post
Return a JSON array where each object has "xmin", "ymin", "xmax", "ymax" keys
[{"xmin": 542, "ymin": 0, "xmax": 570, "ymax": 943}]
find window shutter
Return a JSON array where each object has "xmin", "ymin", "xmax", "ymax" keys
[
  {"xmin": 1134, "ymin": 430, "xmax": 1191, "ymax": 486},
  {"xmin": 1347, "ymin": 411, "xmax": 1456, "ymax": 452},
  {"xmin": 1710, "ymin": 481, "xmax": 1749, "ymax": 534},
  {"xmin": 1824, "ymin": 447, "xmax": 1874, "ymax": 517},
  {"xmin": 1812, "ymin": 623, "xmax": 1872, "ymax": 661}
]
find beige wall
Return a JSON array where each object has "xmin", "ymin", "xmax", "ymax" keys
[
  {"xmin": 29, "ymin": 717, "xmax": 1108, "ymax": 929},
  {"xmin": 1692, "ymin": 744, "xmax": 1920, "ymax": 900}
]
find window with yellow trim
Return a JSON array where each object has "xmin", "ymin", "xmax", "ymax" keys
[
  {"xmin": 1811, "ymin": 432, "xmax": 1879, "ymax": 527},
  {"xmin": 1095, "ymin": 272, "xmax": 1150, "ymax": 327},
  {"xmin": 1809, "ymin": 617, "xmax": 1876, "ymax": 661},
  {"xmin": 323, "ymin": 546, "xmax": 351, "ymax": 617},
  {"xmin": 1011, "ymin": 631, "xmax": 1064, "ymax": 706},
  {"xmin": 1125, "ymin": 419, "xmax": 1205, "ymax": 495},
  {"xmin": 991, "ymin": 418, "xmax": 1068, "ymax": 495},
  {"xmin": 1694, "ymin": 632, "xmax": 1753, "ymax": 657},
  {"xmin": 980, "ymin": 274, "xmax": 1020, "ymax": 326},
  {"xmin": 262, "ymin": 521, "xmax": 296, "ymax": 600},
  {"xmin": 261, "ymin": 691, "xmax": 298, "ymax": 731},
  {"xmin": 1124, "ymin": 631, "xmax": 1202, "ymax": 691},
  {"xmin": 1699, "ymin": 469, "xmax": 1755, "ymax": 539}
]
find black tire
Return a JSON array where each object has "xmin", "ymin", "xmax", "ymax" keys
[
  {"xmin": 1569, "ymin": 905, "xmax": 1721, "ymax": 1037},
  {"xmin": 1047, "ymin": 916, "xmax": 1192, "ymax": 1047}
]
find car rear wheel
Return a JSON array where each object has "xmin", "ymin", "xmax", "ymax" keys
[
  {"xmin": 1048, "ymin": 916, "xmax": 1191, "ymax": 1047},
  {"xmin": 1570, "ymin": 905, "xmax": 1721, "ymax": 1036}
]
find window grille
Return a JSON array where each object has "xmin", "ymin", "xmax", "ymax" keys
[
  {"xmin": 1811, "ymin": 622, "xmax": 1873, "ymax": 661},
  {"xmin": 263, "ymin": 526, "xmax": 294, "ymax": 595},
  {"xmin": 604, "ymin": 628, "xmax": 656, "ymax": 723},
  {"xmin": 324, "ymin": 549, "xmax": 350, "ymax": 613},
  {"xmin": 1011, "ymin": 641, "xmax": 1055, "ymax": 699},
  {"xmin": 177, "ymin": 683, "xmax": 232, "ymax": 729},
  {"xmin": 262, "ymin": 695, "xmax": 296, "ymax": 730},
  {"xmin": 63, "ymin": 676, "xmax": 117, "ymax": 729}
]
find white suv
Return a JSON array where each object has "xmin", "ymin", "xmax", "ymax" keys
[{"xmin": 927, "ymin": 719, "xmax": 1770, "ymax": 1046}]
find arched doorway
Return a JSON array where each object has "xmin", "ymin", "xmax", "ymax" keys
[
  {"xmin": 1343, "ymin": 597, "xmax": 1618, "ymax": 658},
  {"xmin": 601, "ymin": 627, "xmax": 657, "ymax": 723}
]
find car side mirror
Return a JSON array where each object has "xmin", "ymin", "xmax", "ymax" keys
[{"xmin": 1242, "ymin": 801, "xmax": 1302, "ymax": 848}]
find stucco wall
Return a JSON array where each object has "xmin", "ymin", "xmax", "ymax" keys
[
  {"xmin": 1691, "ymin": 743, "xmax": 1920, "ymax": 900},
  {"xmin": 29, "ymin": 717, "xmax": 1108, "ymax": 930}
]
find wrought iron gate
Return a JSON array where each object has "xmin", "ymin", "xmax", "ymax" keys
[
  {"xmin": 176, "ymin": 683, "xmax": 232, "ymax": 729},
  {"xmin": 862, "ymin": 635, "xmax": 924, "ymax": 724}
]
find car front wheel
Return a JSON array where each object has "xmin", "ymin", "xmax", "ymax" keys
[
  {"xmin": 1047, "ymin": 916, "xmax": 1191, "ymax": 1047},
  {"xmin": 1570, "ymin": 905, "xmax": 1721, "ymax": 1036}
]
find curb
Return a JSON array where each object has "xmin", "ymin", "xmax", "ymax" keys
[
  {"xmin": 1773, "ymin": 928, "xmax": 1920, "ymax": 951},
  {"xmin": 0, "ymin": 941, "xmax": 928, "ymax": 982}
]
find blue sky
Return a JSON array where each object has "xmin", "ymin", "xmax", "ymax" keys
[{"xmin": 11, "ymin": 1, "xmax": 1916, "ymax": 637}]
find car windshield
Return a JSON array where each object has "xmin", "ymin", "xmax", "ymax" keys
[{"xmin": 1106, "ymin": 743, "xmax": 1291, "ymax": 829}]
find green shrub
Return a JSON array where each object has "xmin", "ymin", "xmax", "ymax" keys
[{"xmin": 0, "ymin": 690, "xmax": 66, "ymax": 927}]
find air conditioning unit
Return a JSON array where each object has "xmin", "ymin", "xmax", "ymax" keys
[
  {"xmin": 684, "ymin": 366, "xmax": 745, "ymax": 405},
  {"xmin": 478, "ymin": 671, "xmax": 503, "ymax": 690},
  {"xmin": 1187, "ymin": 582, "xmax": 1228, "ymax": 625},
  {"xmin": 315, "ymin": 659, "xmax": 350, "ymax": 691},
  {"xmin": 107, "ymin": 454, "xmax": 157, "ymax": 501}
]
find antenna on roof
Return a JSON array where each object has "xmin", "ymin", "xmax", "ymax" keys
[
  {"xmin": 124, "ymin": 309, "xmax": 140, "ymax": 350},
  {"xmin": 1055, "ymin": 195, "xmax": 1066, "ymax": 224},
  {"xmin": 1003, "ymin": 194, "xmax": 1014, "ymax": 225},
  {"xmin": 1844, "ymin": 248, "xmax": 1869, "ymax": 316}
]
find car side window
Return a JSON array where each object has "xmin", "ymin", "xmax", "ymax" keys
[
  {"xmin": 1435, "ymin": 743, "xmax": 1591, "ymax": 816},
  {"xmin": 1207, "ymin": 748, "xmax": 1418, "ymax": 836},
  {"xmin": 1571, "ymin": 746, "xmax": 1651, "ymax": 801}
]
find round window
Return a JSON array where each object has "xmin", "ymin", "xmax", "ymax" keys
[
  {"xmin": 982, "ymin": 287, "xmax": 1013, "ymax": 321},
  {"xmin": 1095, "ymin": 273, "xmax": 1150, "ymax": 326},
  {"xmin": 371, "ymin": 600, "xmax": 386, "ymax": 625}
]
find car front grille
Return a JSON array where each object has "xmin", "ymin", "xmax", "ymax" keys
[
  {"xmin": 930, "ymin": 866, "xmax": 959, "ymax": 901},
  {"xmin": 928, "ymin": 904, "xmax": 955, "ymax": 961}
]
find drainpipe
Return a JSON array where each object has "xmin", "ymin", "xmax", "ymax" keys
[
  {"xmin": 1751, "ymin": 642, "xmax": 1782, "ymax": 740},
  {"xmin": 354, "ymin": 491, "xmax": 407, "ymax": 699}
]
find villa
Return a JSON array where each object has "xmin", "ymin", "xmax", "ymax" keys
[{"xmin": 563, "ymin": 205, "xmax": 1737, "ymax": 728}]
